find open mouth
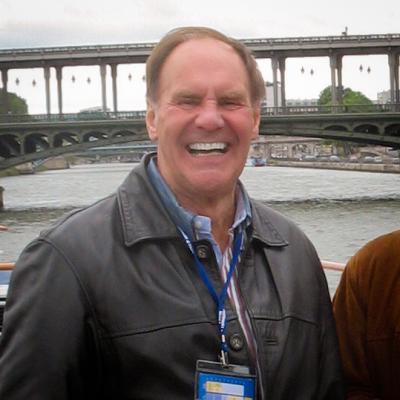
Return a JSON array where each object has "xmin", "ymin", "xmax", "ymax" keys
[{"xmin": 188, "ymin": 142, "xmax": 228, "ymax": 155}]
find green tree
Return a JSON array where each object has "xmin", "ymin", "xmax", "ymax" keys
[
  {"xmin": 318, "ymin": 86, "xmax": 373, "ymax": 155},
  {"xmin": 0, "ymin": 90, "xmax": 28, "ymax": 114},
  {"xmin": 318, "ymin": 86, "xmax": 373, "ymax": 112}
]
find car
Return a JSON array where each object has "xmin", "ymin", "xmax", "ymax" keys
[
  {"xmin": 390, "ymin": 157, "xmax": 400, "ymax": 164},
  {"xmin": 362, "ymin": 156, "xmax": 374, "ymax": 163},
  {"xmin": 329, "ymin": 155, "xmax": 340, "ymax": 162},
  {"xmin": 349, "ymin": 155, "xmax": 359, "ymax": 163}
]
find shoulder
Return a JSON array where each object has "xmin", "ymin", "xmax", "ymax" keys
[
  {"xmin": 41, "ymin": 193, "xmax": 119, "ymax": 244},
  {"xmin": 25, "ymin": 193, "xmax": 123, "ymax": 274},
  {"xmin": 347, "ymin": 230, "xmax": 400, "ymax": 274},
  {"xmin": 342, "ymin": 230, "xmax": 400, "ymax": 295},
  {"xmin": 250, "ymin": 198, "xmax": 310, "ymax": 244}
]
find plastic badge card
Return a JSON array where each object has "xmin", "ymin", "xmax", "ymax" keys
[{"xmin": 195, "ymin": 360, "xmax": 256, "ymax": 400}]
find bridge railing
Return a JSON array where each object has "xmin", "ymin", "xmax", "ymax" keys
[
  {"xmin": 0, "ymin": 110, "xmax": 147, "ymax": 123},
  {"xmin": 261, "ymin": 103, "xmax": 399, "ymax": 115},
  {"xmin": 0, "ymin": 104, "xmax": 399, "ymax": 123},
  {"xmin": 243, "ymin": 33, "xmax": 400, "ymax": 46}
]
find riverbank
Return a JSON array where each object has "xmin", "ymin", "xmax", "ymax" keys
[
  {"xmin": 268, "ymin": 160, "xmax": 400, "ymax": 173},
  {"xmin": 2, "ymin": 158, "xmax": 399, "ymax": 178},
  {"xmin": 0, "ymin": 156, "xmax": 70, "ymax": 178}
]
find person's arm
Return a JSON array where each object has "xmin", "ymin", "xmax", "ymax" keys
[
  {"xmin": 333, "ymin": 259, "xmax": 377, "ymax": 399},
  {"xmin": 0, "ymin": 239, "xmax": 101, "ymax": 400},
  {"xmin": 314, "ymin": 262, "xmax": 346, "ymax": 400}
]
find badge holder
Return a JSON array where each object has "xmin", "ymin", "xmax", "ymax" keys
[{"xmin": 195, "ymin": 359, "xmax": 256, "ymax": 400}]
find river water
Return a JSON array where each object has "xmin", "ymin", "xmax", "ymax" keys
[{"xmin": 1, "ymin": 163, "xmax": 399, "ymax": 293}]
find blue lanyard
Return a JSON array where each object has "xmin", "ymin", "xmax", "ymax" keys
[{"xmin": 180, "ymin": 228, "xmax": 243, "ymax": 366}]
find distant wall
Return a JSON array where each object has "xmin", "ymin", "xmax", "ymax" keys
[{"xmin": 269, "ymin": 160, "xmax": 400, "ymax": 173}]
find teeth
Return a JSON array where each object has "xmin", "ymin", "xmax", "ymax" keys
[{"xmin": 189, "ymin": 142, "xmax": 227, "ymax": 151}]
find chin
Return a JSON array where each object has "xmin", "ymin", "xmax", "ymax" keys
[{"xmin": 189, "ymin": 174, "xmax": 236, "ymax": 194}]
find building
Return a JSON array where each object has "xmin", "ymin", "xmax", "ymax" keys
[
  {"xmin": 377, "ymin": 90, "xmax": 391, "ymax": 104},
  {"xmin": 263, "ymin": 81, "xmax": 282, "ymax": 108},
  {"xmin": 286, "ymin": 98, "xmax": 319, "ymax": 107}
]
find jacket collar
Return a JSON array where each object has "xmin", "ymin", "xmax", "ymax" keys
[
  {"xmin": 117, "ymin": 153, "xmax": 289, "ymax": 248},
  {"xmin": 250, "ymin": 201, "xmax": 289, "ymax": 247},
  {"xmin": 117, "ymin": 154, "xmax": 180, "ymax": 247}
]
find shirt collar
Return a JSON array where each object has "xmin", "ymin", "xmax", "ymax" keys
[{"xmin": 147, "ymin": 155, "xmax": 252, "ymax": 241}]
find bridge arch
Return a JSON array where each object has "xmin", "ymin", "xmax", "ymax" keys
[
  {"xmin": 53, "ymin": 131, "xmax": 79, "ymax": 148},
  {"xmin": 112, "ymin": 130, "xmax": 138, "ymax": 138},
  {"xmin": 83, "ymin": 131, "xmax": 109, "ymax": 142},
  {"xmin": 24, "ymin": 133, "xmax": 50, "ymax": 154},
  {"xmin": 324, "ymin": 125, "xmax": 348, "ymax": 132},
  {"xmin": 354, "ymin": 124, "xmax": 380, "ymax": 134},
  {"xmin": 385, "ymin": 124, "xmax": 400, "ymax": 136},
  {"xmin": 0, "ymin": 134, "xmax": 21, "ymax": 157}
]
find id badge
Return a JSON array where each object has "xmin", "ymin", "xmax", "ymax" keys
[{"xmin": 195, "ymin": 360, "xmax": 256, "ymax": 400}]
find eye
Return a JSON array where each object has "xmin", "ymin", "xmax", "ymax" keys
[
  {"xmin": 220, "ymin": 98, "xmax": 243, "ymax": 110},
  {"xmin": 176, "ymin": 96, "xmax": 201, "ymax": 108}
]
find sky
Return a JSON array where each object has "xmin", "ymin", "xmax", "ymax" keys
[{"xmin": 1, "ymin": 0, "xmax": 399, "ymax": 113}]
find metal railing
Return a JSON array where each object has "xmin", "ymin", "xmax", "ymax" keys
[
  {"xmin": 0, "ymin": 260, "xmax": 346, "ymax": 272},
  {"xmin": 260, "ymin": 103, "xmax": 399, "ymax": 115},
  {"xmin": 243, "ymin": 33, "xmax": 400, "ymax": 46},
  {"xmin": 0, "ymin": 110, "xmax": 147, "ymax": 123},
  {"xmin": 1, "ymin": 33, "xmax": 399, "ymax": 56},
  {"xmin": 0, "ymin": 263, "xmax": 14, "ymax": 271}
]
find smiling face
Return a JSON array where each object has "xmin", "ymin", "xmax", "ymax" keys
[{"xmin": 146, "ymin": 38, "xmax": 260, "ymax": 208}]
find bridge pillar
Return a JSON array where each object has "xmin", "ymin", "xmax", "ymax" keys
[
  {"xmin": 395, "ymin": 54, "xmax": 399, "ymax": 107},
  {"xmin": 21, "ymin": 135, "xmax": 27, "ymax": 155},
  {"xmin": 279, "ymin": 57, "xmax": 286, "ymax": 108},
  {"xmin": 336, "ymin": 56, "xmax": 343, "ymax": 105},
  {"xmin": 271, "ymin": 57, "xmax": 279, "ymax": 114},
  {"xmin": 56, "ymin": 67, "xmax": 63, "ymax": 115},
  {"xmin": 100, "ymin": 64, "xmax": 107, "ymax": 112},
  {"xmin": 388, "ymin": 52, "xmax": 399, "ymax": 109},
  {"xmin": 397, "ymin": 60, "xmax": 400, "ymax": 107},
  {"xmin": 44, "ymin": 66, "xmax": 51, "ymax": 115},
  {"xmin": 1, "ymin": 69, "xmax": 9, "ymax": 114},
  {"xmin": 111, "ymin": 63, "xmax": 118, "ymax": 113},
  {"xmin": 329, "ymin": 55, "xmax": 338, "ymax": 111}
]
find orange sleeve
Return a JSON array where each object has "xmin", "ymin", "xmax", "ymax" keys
[{"xmin": 333, "ymin": 257, "xmax": 377, "ymax": 399}]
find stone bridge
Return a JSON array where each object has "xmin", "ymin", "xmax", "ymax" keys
[{"xmin": 0, "ymin": 105, "xmax": 399, "ymax": 170}]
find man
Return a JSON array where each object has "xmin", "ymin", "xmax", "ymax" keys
[
  {"xmin": 0, "ymin": 27, "xmax": 344, "ymax": 399},
  {"xmin": 333, "ymin": 230, "xmax": 400, "ymax": 399}
]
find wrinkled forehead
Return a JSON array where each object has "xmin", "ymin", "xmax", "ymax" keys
[
  {"xmin": 166, "ymin": 37, "xmax": 242, "ymax": 67},
  {"xmin": 157, "ymin": 38, "xmax": 250, "ymax": 92}
]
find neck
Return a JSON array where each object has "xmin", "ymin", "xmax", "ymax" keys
[{"xmin": 177, "ymin": 190, "xmax": 237, "ymax": 252}]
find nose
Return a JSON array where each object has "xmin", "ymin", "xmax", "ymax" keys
[{"xmin": 195, "ymin": 101, "xmax": 224, "ymax": 131}]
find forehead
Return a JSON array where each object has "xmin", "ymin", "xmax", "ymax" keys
[
  {"xmin": 165, "ymin": 37, "xmax": 243, "ymax": 69},
  {"xmin": 158, "ymin": 38, "xmax": 250, "ymax": 94}
]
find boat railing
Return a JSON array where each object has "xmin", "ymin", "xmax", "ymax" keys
[
  {"xmin": 1, "ymin": 260, "xmax": 346, "ymax": 272},
  {"xmin": 0, "ymin": 259, "xmax": 345, "ymax": 333},
  {"xmin": 0, "ymin": 263, "xmax": 15, "ymax": 271},
  {"xmin": 320, "ymin": 260, "xmax": 346, "ymax": 272}
]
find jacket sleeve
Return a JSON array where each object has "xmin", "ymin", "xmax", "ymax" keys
[
  {"xmin": 0, "ymin": 238, "xmax": 102, "ymax": 400},
  {"xmin": 333, "ymin": 258, "xmax": 376, "ymax": 399}
]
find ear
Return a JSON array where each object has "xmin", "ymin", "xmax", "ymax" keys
[
  {"xmin": 251, "ymin": 106, "xmax": 261, "ymax": 140},
  {"xmin": 146, "ymin": 101, "xmax": 158, "ymax": 142}
]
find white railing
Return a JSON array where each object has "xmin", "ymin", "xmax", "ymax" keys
[{"xmin": 0, "ymin": 260, "xmax": 346, "ymax": 272}]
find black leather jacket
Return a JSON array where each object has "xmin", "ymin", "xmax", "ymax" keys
[{"xmin": 0, "ymin": 156, "xmax": 344, "ymax": 399}]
